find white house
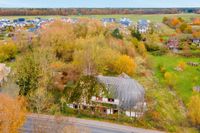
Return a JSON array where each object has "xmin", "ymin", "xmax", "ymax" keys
[{"xmin": 137, "ymin": 19, "xmax": 150, "ymax": 33}]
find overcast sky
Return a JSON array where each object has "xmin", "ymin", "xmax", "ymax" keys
[{"xmin": 0, "ymin": 0, "xmax": 200, "ymax": 8}]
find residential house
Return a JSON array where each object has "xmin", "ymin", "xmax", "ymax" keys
[
  {"xmin": 137, "ymin": 19, "xmax": 150, "ymax": 33},
  {"xmin": 102, "ymin": 18, "xmax": 116, "ymax": 26},
  {"xmin": 68, "ymin": 73, "xmax": 146, "ymax": 117},
  {"xmin": 192, "ymin": 38, "xmax": 200, "ymax": 47},
  {"xmin": 119, "ymin": 17, "xmax": 132, "ymax": 27},
  {"xmin": 167, "ymin": 37, "xmax": 179, "ymax": 52}
]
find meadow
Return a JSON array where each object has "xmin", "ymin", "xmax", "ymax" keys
[
  {"xmin": 151, "ymin": 53, "xmax": 200, "ymax": 103},
  {"xmin": 70, "ymin": 13, "xmax": 200, "ymax": 22},
  {"xmin": 1, "ymin": 13, "xmax": 200, "ymax": 23}
]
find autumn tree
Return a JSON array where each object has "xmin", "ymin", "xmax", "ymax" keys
[
  {"xmin": 177, "ymin": 61, "xmax": 186, "ymax": 70},
  {"xmin": 0, "ymin": 41, "xmax": 18, "ymax": 62},
  {"xmin": 193, "ymin": 18, "xmax": 200, "ymax": 25},
  {"xmin": 138, "ymin": 42, "xmax": 147, "ymax": 57},
  {"xmin": 114, "ymin": 55, "xmax": 136, "ymax": 76},
  {"xmin": 192, "ymin": 30, "xmax": 200, "ymax": 38},
  {"xmin": 170, "ymin": 17, "xmax": 181, "ymax": 27},
  {"xmin": 0, "ymin": 94, "xmax": 26, "ymax": 133},
  {"xmin": 188, "ymin": 94, "xmax": 200, "ymax": 127},
  {"xmin": 164, "ymin": 72, "xmax": 176, "ymax": 89}
]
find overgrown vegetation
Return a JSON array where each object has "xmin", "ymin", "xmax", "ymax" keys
[{"xmin": 0, "ymin": 16, "xmax": 200, "ymax": 132}]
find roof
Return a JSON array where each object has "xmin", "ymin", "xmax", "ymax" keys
[
  {"xmin": 97, "ymin": 73, "xmax": 145, "ymax": 110},
  {"xmin": 138, "ymin": 19, "xmax": 149, "ymax": 28}
]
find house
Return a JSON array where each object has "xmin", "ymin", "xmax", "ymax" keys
[
  {"xmin": 0, "ymin": 64, "xmax": 11, "ymax": 87},
  {"xmin": 18, "ymin": 18, "xmax": 25, "ymax": 22},
  {"xmin": 192, "ymin": 38, "xmax": 200, "ymax": 47},
  {"xmin": 137, "ymin": 19, "xmax": 150, "ymax": 33},
  {"xmin": 68, "ymin": 73, "xmax": 146, "ymax": 117},
  {"xmin": 102, "ymin": 18, "xmax": 116, "ymax": 26},
  {"xmin": 119, "ymin": 17, "xmax": 132, "ymax": 27},
  {"xmin": 167, "ymin": 37, "xmax": 179, "ymax": 52}
]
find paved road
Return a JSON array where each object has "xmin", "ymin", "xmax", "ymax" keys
[{"xmin": 20, "ymin": 114, "xmax": 164, "ymax": 133}]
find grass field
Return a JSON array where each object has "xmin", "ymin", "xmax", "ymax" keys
[
  {"xmin": 1, "ymin": 13, "xmax": 200, "ymax": 23},
  {"xmin": 70, "ymin": 13, "xmax": 200, "ymax": 23},
  {"xmin": 151, "ymin": 53, "xmax": 200, "ymax": 103}
]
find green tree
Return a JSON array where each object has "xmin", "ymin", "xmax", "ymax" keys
[
  {"xmin": 112, "ymin": 28, "xmax": 123, "ymax": 39},
  {"xmin": 16, "ymin": 54, "xmax": 40, "ymax": 96},
  {"xmin": 131, "ymin": 29, "xmax": 142, "ymax": 41}
]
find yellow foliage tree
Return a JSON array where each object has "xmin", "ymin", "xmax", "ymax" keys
[
  {"xmin": 114, "ymin": 55, "xmax": 136, "ymax": 76},
  {"xmin": 138, "ymin": 42, "xmax": 147, "ymax": 57},
  {"xmin": 177, "ymin": 61, "xmax": 186, "ymax": 70},
  {"xmin": 0, "ymin": 94, "xmax": 26, "ymax": 133},
  {"xmin": 0, "ymin": 41, "xmax": 18, "ymax": 62},
  {"xmin": 164, "ymin": 72, "xmax": 176, "ymax": 88},
  {"xmin": 188, "ymin": 94, "xmax": 200, "ymax": 126}
]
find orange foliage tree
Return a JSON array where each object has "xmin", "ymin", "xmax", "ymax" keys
[
  {"xmin": 192, "ymin": 31, "xmax": 200, "ymax": 38},
  {"xmin": 0, "ymin": 94, "xmax": 26, "ymax": 133},
  {"xmin": 193, "ymin": 18, "xmax": 200, "ymax": 25},
  {"xmin": 170, "ymin": 17, "xmax": 181, "ymax": 27}
]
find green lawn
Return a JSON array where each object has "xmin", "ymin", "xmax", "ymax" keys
[{"xmin": 150, "ymin": 53, "xmax": 200, "ymax": 103}]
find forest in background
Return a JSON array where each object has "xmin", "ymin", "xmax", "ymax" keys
[{"xmin": 0, "ymin": 8, "xmax": 200, "ymax": 16}]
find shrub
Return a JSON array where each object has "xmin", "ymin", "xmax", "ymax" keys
[
  {"xmin": 0, "ymin": 42, "xmax": 18, "ymax": 62},
  {"xmin": 0, "ymin": 94, "xmax": 26, "ymax": 132},
  {"xmin": 177, "ymin": 61, "xmax": 186, "ymax": 70},
  {"xmin": 164, "ymin": 72, "xmax": 176, "ymax": 88},
  {"xmin": 187, "ymin": 94, "xmax": 200, "ymax": 127}
]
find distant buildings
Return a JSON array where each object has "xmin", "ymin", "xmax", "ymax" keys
[
  {"xmin": 137, "ymin": 19, "xmax": 150, "ymax": 33},
  {"xmin": 119, "ymin": 17, "xmax": 132, "ymax": 27},
  {"xmin": 0, "ymin": 17, "xmax": 54, "ymax": 33},
  {"xmin": 102, "ymin": 18, "xmax": 116, "ymax": 26}
]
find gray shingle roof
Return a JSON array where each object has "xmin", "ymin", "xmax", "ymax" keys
[{"xmin": 97, "ymin": 73, "xmax": 145, "ymax": 110}]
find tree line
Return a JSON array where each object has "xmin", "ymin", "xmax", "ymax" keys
[{"xmin": 0, "ymin": 8, "xmax": 197, "ymax": 16}]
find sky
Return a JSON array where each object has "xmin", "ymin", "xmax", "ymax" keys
[{"xmin": 0, "ymin": 0, "xmax": 200, "ymax": 8}]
